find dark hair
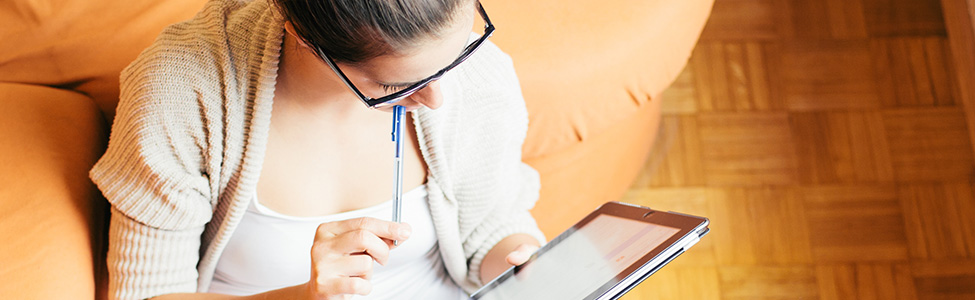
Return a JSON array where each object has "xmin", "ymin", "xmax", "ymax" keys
[{"xmin": 274, "ymin": 0, "xmax": 470, "ymax": 63}]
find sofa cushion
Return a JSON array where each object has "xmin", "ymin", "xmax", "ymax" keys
[
  {"xmin": 0, "ymin": 83, "xmax": 109, "ymax": 300},
  {"xmin": 488, "ymin": 0, "xmax": 714, "ymax": 158},
  {"xmin": 529, "ymin": 98, "xmax": 663, "ymax": 236},
  {"xmin": 0, "ymin": 0, "xmax": 206, "ymax": 121}
]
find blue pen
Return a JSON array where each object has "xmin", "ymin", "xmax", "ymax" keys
[{"xmin": 391, "ymin": 105, "xmax": 405, "ymax": 244}]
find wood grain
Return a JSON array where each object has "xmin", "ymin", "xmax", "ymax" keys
[
  {"xmin": 872, "ymin": 37, "xmax": 958, "ymax": 107},
  {"xmin": 698, "ymin": 113, "xmax": 799, "ymax": 186},
  {"xmin": 618, "ymin": 0, "xmax": 975, "ymax": 298},
  {"xmin": 941, "ymin": 0, "xmax": 975, "ymax": 183},
  {"xmin": 791, "ymin": 112, "xmax": 894, "ymax": 184},
  {"xmin": 777, "ymin": 40, "xmax": 881, "ymax": 111},
  {"xmin": 883, "ymin": 107, "xmax": 975, "ymax": 182}
]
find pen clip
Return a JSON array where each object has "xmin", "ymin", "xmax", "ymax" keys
[
  {"xmin": 391, "ymin": 109, "xmax": 398, "ymax": 142},
  {"xmin": 391, "ymin": 106, "xmax": 405, "ymax": 156}
]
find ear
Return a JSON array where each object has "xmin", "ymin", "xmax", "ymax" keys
[{"xmin": 284, "ymin": 21, "xmax": 313, "ymax": 49}]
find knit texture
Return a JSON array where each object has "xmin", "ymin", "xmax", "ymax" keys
[{"xmin": 89, "ymin": 0, "xmax": 545, "ymax": 299}]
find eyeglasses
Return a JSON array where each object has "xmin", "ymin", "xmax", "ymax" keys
[{"xmin": 313, "ymin": 1, "xmax": 495, "ymax": 109}]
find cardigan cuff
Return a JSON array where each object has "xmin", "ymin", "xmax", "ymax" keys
[{"xmin": 465, "ymin": 210, "xmax": 546, "ymax": 288}]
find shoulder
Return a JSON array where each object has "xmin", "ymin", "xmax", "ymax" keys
[
  {"xmin": 456, "ymin": 39, "xmax": 522, "ymax": 93},
  {"xmin": 446, "ymin": 39, "xmax": 525, "ymax": 111},
  {"xmin": 117, "ymin": 0, "xmax": 280, "ymax": 131},
  {"xmin": 97, "ymin": 0, "xmax": 280, "ymax": 230},
  {"xmin": 418, "ymin": 39, "xmax": 527, "ymax": 162},
  {"xmin": 443, "ymin": 39, "xmax": 528, "ymax": 130},
  {"xmin": 115, "ymin": 22, "xmax": 219, "ymax": 151},
  {"xmin": 119, "ymin": 1, "xmax": 232, "ymax": 105},
  {"xmin": 120, "ymin": 0, "xmax": 276, "ymax": 91}
]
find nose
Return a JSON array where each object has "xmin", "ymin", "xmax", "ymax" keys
[{"xmin": 408, "ymin": 80, "xmax": 443, "ymax": 110}]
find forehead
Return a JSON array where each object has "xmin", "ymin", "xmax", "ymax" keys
[{"xmin": 345, "ymin": 5, "xmax": 477, "ymax": 85}]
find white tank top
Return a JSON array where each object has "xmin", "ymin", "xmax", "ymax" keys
[{"xmin": 208, "ymin": 185, "xmax": 467, "ymax": 299}]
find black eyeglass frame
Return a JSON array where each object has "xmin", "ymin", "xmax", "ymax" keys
[{"xmin": 313, "ymin": 1, "xmax": 495, "ymax": 108}]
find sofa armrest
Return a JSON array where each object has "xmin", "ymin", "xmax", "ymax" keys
[{"xmin": 0, "ymin": 83, "xmax": 109, "ymax": 300}]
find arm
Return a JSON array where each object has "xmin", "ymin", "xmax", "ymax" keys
[
  {"xmin": 460, "ymin": 161, "xmax": 546, "ymax": 288},
  {"xmin": 95, "ymin": 60, "xmax": 215, "ymax": 299},
  {"xmin": 460, "ymin": 45, "xmax": 547, "ymax": 287},
  {"xmin": 105, "ymin": 209, "xmax": 207, "ymax": 299}
]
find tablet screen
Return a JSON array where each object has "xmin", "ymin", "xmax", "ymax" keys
[{"xmin": 472, "ymin": 214, "xmax": 681, "ymax": 300}]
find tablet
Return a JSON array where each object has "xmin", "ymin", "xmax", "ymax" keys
[{"xmin": 469, "ymin": 202, "xmax": 709, "ymax": 300}]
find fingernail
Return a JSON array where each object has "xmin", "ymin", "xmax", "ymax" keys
[
  {"xmin": 398, "ymin": 226, "xmax": 411, "ymax": 239},
  {"xmin": 507, "ymin": 252, "xmax": 526, "ymax": 265}
]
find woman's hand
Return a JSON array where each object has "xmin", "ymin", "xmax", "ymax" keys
[
  {"xmin": 305, "ymin": 217, "xmax": 412, "ymax": 300},
  {"xmin": 503, "ymin": 243, "xmax": 540, "ymax": 266},
  {"xmin": 479, "ymin": 234, "xmax": 542, "ymax": 283}
]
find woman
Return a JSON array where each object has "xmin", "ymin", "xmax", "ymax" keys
[{"xmin": 90, "ymin": 0, "xmax": 545, "ymax": 299}]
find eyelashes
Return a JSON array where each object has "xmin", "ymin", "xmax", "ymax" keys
[
  {"xmin": 381, "ymin": 84, "xmax": 405, "ymax": 92},
  {"xmin": 381, "ymin": 83, "xmax": 415, "ymax": 93}
]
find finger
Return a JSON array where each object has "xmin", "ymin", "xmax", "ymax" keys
[
  {"xmin": 330, "ymin": 229, "xmax": 392, "ymax": 265},
  {"xmin": 312, "ymin": 229, "xmax": 390, "ymax": 266},
  {"xmin": 326, "ymin": 254, "xmax": 375, "ymax": 277},
  {"xmin": 505, "ymin": 244, "xmax": 540, "ymax": 266},
  {"xmin": 505, "ymin": 251, "xmax": 530, "ymax": 266},
  {"xmin": 317, "ymin": 217, "xmax": 412, "ymax": 242},
  {"xmin": 358, "ymin": 268, "xmax": 373, "ymax": 281}
]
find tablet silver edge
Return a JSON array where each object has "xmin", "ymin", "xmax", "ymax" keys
[
  {"xmin": 469, "ymin": 213, "xmax": 711, "ymax": 300},
  {"xmin": 597, "ymin": 219, "xmax": 710, "ymax": 300}
]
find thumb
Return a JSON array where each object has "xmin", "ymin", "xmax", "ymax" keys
[{"xmin": 505, "ymin": 244, "xmax": 540, "ymax": 266}]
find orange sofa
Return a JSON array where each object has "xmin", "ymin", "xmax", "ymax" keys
[{"xmin": 0, "ymin": 0, "xmax": 713, "ymax": 298}]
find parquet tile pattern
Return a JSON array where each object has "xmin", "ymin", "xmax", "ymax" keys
[
  {"xmin": 777, "ymin": 40, "xmax": 882, "ymax": 111},
  {"xmin": 791, "ymin": 111, "xmax": 894, "ymax": 184},
  {"xmin": 620, "ymin": 0, "xmax": 975, "ymax": 298},
  {"xmin": 873, "ymin": 38, "xmax": 958, "ymax": 107}
]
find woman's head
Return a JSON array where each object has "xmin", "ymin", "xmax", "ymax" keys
[{"xmin": 274, "ymin": 0, "xmax": 474, "ymax": 64}]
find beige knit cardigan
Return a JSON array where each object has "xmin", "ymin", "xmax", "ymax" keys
[{"xmin": 89, "ymin": 0, "xmax": 545, "ymax": 299}]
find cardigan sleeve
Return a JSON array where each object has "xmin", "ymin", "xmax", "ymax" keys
[
  {"xmin": 464, "ymin": 162, "xmax": 546, "ymax": 286},
  {"xmin": 90, "ymin": 52, "xmax": 214, "ymax": 231},
  {"xmin": 89, "ymin": 30, "xmax": 217, "ymax": 299},
  {"xmin": 451, "ymin": 44, "xmax": 547, "ymax": 287},
  {"xmin": 106, "ymin": 208, "xmax": 205, "ymax": 300}
]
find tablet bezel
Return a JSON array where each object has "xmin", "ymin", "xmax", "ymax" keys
[{"xmin": 470, "ymin": 201, "xmax": 709, "ymax": 300}]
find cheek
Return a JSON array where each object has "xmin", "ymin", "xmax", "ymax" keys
[
  {"xmin": 359, "ymin": 84, "xmax": 393, "ymax": 99},
  {"xmin": 349, "ymin": 80, "xmax": 379, "ymax": 96},
  {"xmin": 338, "ymin": 71, "xmax": 383, "ymax": 97}
]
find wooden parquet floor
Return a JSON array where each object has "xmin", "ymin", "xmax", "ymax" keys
[{"xmin": 620, "ymin": 0, "xmax": 975, "ymax": 299}]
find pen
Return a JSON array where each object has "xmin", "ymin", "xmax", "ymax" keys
[{"xmin": 391, "ymin": 105, "xmax": 405, "ymax": 245}]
